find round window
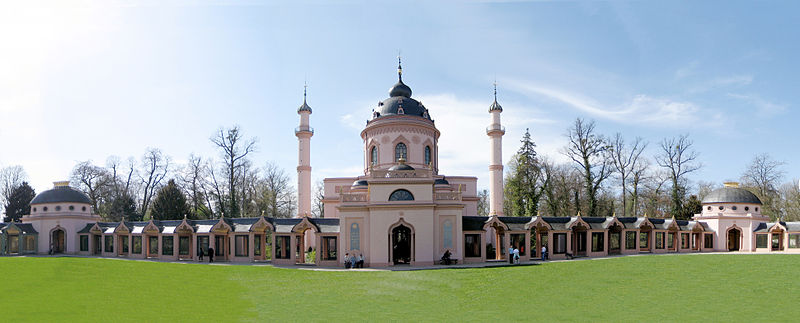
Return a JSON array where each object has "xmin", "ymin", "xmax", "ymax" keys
[
  {"xmin": 55, "ymin": 206, "xmax": 61, "ymax": 211},
  {"xmin": 33, "ymin": 207, "xmax": 37, "ymax": 212},
  {"xmin": 755, "ymin": 207, "xmax": 759, "ymax": 212},
  {"xmin": 82, "ymin": 206, "xmax": 86, "ymax": 211},
  {"xmin": 69, "ymin": 205, "xmax": 74, "ymax": 211},
  {"xmin": 745, "ymin": 206, "xmax": 750, "ymax": 211},
  {"xmin": 732, "ymin": 206, "xmax": 737, "ymax": 211},
  {"xmin": 718, "ymin": 206, "xmax": 724, "ymax": 211},
  {"xmin": 707, "ymin": 206, "xmax": 712, "ymax": 211},
  {"xmin": 43, "ymin": 206, "xmax": 48, "ymax": 212}
]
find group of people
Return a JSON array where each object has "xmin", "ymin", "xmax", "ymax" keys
[
  {"xmin": 198, "ymin": 247, "xmax": 214, "ymax": 262},
  {"xmin": 344, "ymin": 253, "xmax": 364, "ymax": 269}
]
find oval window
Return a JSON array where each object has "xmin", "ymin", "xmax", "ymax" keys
[
  {"xmin": 745, "ymin": 206, "xmax": 750, "ymax": 211},
  {"xmin": 732, "ymin": 206, "xmax": 737, "ymax": 211}
]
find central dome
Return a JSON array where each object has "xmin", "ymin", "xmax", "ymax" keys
[
  {"xmin": 373, "ymin": 60, "xmax": 432, "ymax": 121},
  {"xmin": 31, "ymin": 182, "xmax": 92, "ymax": 205}
]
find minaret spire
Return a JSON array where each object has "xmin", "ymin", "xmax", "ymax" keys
[
  {"xmin": 397, "ymin": 53, "xmax": 403, "ymax": 82},
  {"xmin": 296, "ymin": 83, "xmax": 313, "ymax": 218},
  {"xmin": 487, "ymin": 82, "xmax": 505, "ymax": 216}
]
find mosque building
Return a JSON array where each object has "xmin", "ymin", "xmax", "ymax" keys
[{"xmin": 2, "ymin": 61, "xmax": 799, "ymax": 265}]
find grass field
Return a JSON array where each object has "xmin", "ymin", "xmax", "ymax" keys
[{"xmin": 2, "ymin": 254, "xmax": 798, "ymax": 322}]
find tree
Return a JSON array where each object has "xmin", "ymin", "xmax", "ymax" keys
[
  {"xmin": 629, "ymin": 158, "xmax": 650, "ymax": 217},
  {"xmin": 0, "ymin": 165, "xmax": 27, "ymax": 215},
  {"xmin": 740, "ymin": 153, "xmax": 785, "ymax": 218},
  {"xmin": 150, "ymin": 179, "xmax": 190, "ymax": 220},
  {"xmin": 3, "ymin": 182, "xmax": 35, "ymax": 222},
  {"xmin": 254, "ymin": 162, "xmax": 295, "ymax": 218},
  {"xmin": 312, "ymin": 180, "xmax": 325, "ymax": 218},
  {"xmin": 138, "ymin": 148, "xmax": 170, "ymax": 217},
  {"xmin": 563, "ymin": 118, "xmax": 613, "ymax": 217},
  {"xmin": 108, "ymin": 192, "xmax": 141, "ymax": 222},
  {"xmin": 680, "ymin": 194, "xmax": 702, "ymax": 220},
  {"xmin": 177, "ymin": 154, "xmax": 213, "ymax": 219},
  {"xmin": 211, "ymin": 126, "xmax": 257, "ymax": 217},
  {"xmin": 609, "ymin": 133, "xmax": 647, "ymax": 217},
  {"xmin": 779, "ymin": 180, "xmax": 800, "ymax": 221},
  {"xmin": 70, "ymin": 161, "xmax": 110, "ymax": 213},
  {"xmin": 656, "ymin": 134, "xmax": 701, "ymax": 218},
  {"xmin": 505, "ymin": 128, "xmax": 547, "ymax": 216},
  {"xmin": 477, "ymin": 189, "xmax": 489, "ymax": 217}
]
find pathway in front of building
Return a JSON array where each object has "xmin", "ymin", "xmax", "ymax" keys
[{"xmin": 16, "ymin": 251, "xmax": 787, "ymax": 272}]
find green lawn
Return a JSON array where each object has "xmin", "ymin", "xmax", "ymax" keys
[{"xmin": 1, "ymin": 254, "xmax": 798, "ymax": 322}]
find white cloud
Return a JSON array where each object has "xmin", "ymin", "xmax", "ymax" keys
[{"xmin": 506, "ymin": 79, "xmax": 702, "ymax": 126}]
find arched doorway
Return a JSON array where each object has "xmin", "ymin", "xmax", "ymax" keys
[
  {"xmin": 392, "ymin": 225, "xmax": 412, "ymax": 265},
  {"xmin": 51, "ymin": 229, "xmax": 65, "ymax": 254},
  {"xmin": 727, "ymin": 228, "xmax": 741, "ymax": 251}
]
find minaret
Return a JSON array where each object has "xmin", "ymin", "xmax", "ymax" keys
[
  {"xmin": 487, "ymin": 82, "xmax": 505, "ymax": 216},
  {"xmin": 296, "ymin": 84, "xmax": 313, "ymax": 217}
]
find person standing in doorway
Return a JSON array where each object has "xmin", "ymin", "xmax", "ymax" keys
[
  {"xmin": 513, "ymin": 247, "xmax": 520, "ymax": 264},
  {"xmin": 198, "ymin": 246, "xmax": 204, "ymax": 262},
  {"xmin": 508, "ymin": 245, "xmax": 514, "ymax": 264},
  {"xmin": 541, "ymin": 245, "xmax": 547, "ymax": 261},
  {"xmin": 208, "ymin": 247, "xmax": 214, "ymax": 263}
]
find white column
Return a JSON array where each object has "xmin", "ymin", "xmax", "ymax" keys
[
  {"xmin": 487, "ymin": 109, "xmax": 504, "ymax": 216},
  {"xmin": 296, "ymin": 95, "xmax": 313, "ymax": 218}
]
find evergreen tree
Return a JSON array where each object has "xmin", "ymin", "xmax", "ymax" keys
[
  {"xmin": 109, "ymin": 192, "xmax": 141, "ymax": 222},
  {"xmin": 504, "ymin": 129, "xmax": 547, "ymax": 216},
  {"xmin": 3, "ymin": 182, "xmax": 35, "ymax": 222},
  {"xmin": 679, "ymin": 194, "xmax": 702, "ymax": 220},
  {"xmin": 150, "ymin": 179, "xmax": 190, "ymax": 220}
]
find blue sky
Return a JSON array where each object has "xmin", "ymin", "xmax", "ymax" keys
[{"xmin": 1, "ymin": 0, "xmax": 798, "ymax": 194}]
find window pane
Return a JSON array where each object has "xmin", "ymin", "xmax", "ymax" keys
[
  {"xmin": 626, "ymin": 232, "xmax": 636, "ymax": 249},
  {"xmin": 104, "ymin": 236, "xmax": 113, "ymax": 253},
  {"xmin": 756, "ymin": 234, "xmax": 768, "ymax": 248},
  {"xmin": 179, "ymin": 236, "xmax": 190, "ymax": 255},
  {"xmin": 591, "ymin": 232, "xmax": 604, "ymax": 252},
  {"xmin": 443, "ymin": 220, "xmax": 453, "ymax": 250},
  {"xmin": 395, "ymin": 143, "xmax": 407, "ymax": 161},
  {"xmin": 789, "ymin": 234, "xmax": 800, "ymax": 249},
  {"xmin": 370, "ymin": 147, "xmax": 377, "ymax": 166},
  {"xmin": 235, "ymin": 235, "xmax": 248, "ymax": 257},
  {"xmin": 149, "ymin": 236, "xmax": 159, "ymax": 255},
  {"xmin": 162, "ymin": 237, "xmax": 173, "ymax": 255},
  {"xmin": 80, "ymin": 235, "xmax": 89, "ymax": 251},
  {"xmin": 350, "ymin": 223, "xmax": 360, "ymax": 251},
  {"xmin": 133, "ymin": 236, "xmax": 142, "ymax": 254},
  {"xmin": 122, "ymin": 236, "xmax": 129, "ymax": 253}
]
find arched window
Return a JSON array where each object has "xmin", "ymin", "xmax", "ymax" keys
[
  {"xmin": 395, "ymin": 143, "xmax": 407, "ymax": 162},
  {"xmin": 370, "ymin": 146, "xmax": 377, "ymax": 166},
  {"xmin": 424, "ymin": 146, "xmax": 432, "ymax": 166},
  {"xmin": 389, "ymin": 189, "xmax": 414, "ymax": 201}
]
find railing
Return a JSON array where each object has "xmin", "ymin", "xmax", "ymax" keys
[
  {"xmin": 371, "ymin": 169, "xmax": 430, "ymax": 179},
  {"xmin": 340, "ymin": 192, "xmax": 368, "ymax": 202},
  {"xmin": 295, "ymin": 126, "xmax": 314, "ymax": 134},
  {"xmin": 435, "ymin": 192, "xmax": 462, "ymax": 201},
  {"xmin": 486, "ymin": 124, "xmax": 505, "ymax": 134}
]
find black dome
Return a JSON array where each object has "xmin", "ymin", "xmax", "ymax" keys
[
  {"xmin": 31, "ymin": 185, "xmax": 92, "ymax": 205},
  {"xmin": 434, "ymin": 178, "xmax": 450, "ymax": 185},
  {"xmin": 702, "ymin": 186, "xmax": 762, "ymax": 205},
  {"xmin": 377, "ymin": 96, "xmax": 430, "ymax": 120},
  {"xmin": 389, "ymin": 81, "xmax": 412, "ymax": 98},
  {"xmin": 351, "ymin": 180, "xmax": 368, "ymax": 187},
  {"xmin": 388, "ymin": 163, "xmax": 415, "ymax": 171}
]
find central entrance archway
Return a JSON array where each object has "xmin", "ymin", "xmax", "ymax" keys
[
  {"xmin": 391, "ymin": 225, "xmax": 412, "ymax": 265},
  {"xmin": 51, "ymin": 229, "xmax": 65, "ymax": 254},
  {"xmin": 727, "ymin": 228, "xmax": 741, "ymax": 251}
]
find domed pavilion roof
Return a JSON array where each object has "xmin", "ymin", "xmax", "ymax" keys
[
  {"xmin": 31, "ymin": 181, "xmax": 92, "ymax": 205},
  {"xmin": 701, "ymin": 183, "xmax": 762, "ymax": 205},
  {"xmin": 373, "ymin": 58, "xmax": 432, "ymax": 121}
]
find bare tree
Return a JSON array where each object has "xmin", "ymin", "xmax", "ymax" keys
[
  {"xmin": 70, "ymin": 161, "xmax": 109, "ymax": 213},
  {"xmin": 656, "ymin": 134, "xmax": 701, "ymax": 218},
  {"xmin": 563, "ymin": 118, "xmax": 613, "ymax": 217},
  {"xmin": 0, "ymin": 165, "xmax": 28, "ymax": 214},
  {"xmin": 609, "ymin": 133, "xmax": 647, "ymax": 217},
  {"xmin": 211, "ymin": 126, "xmax": 257, "ymax": 218},
  {"xmin": 255, "ymin": 162, "xmax": 295, "ymax": 218},
  {"xmin": 477, "ymin": 189, "xmax": 489, "ymax": 217},
  {"xmin": 741, "ymin": 153, "xmax": 785, "ymax": 218},
  {"xmin": 177, "ymin": 154, "xmax": 213, "ymax": 218},
  {"xmin": 312, "ymin": 180, "xmax": 325, "ymax": 218},
  {"xmin": 138, "ymin": 148, "xmax": 170, "ymax": 216},
  {"xmin": 779, "ymin": 180, "xmax": 800, "ymax": 221},
  {"xmin": 630, "ymin": 158, "xmax": 650, "ymax": 217},
  {"xmin": 695, "ymin": 181, "xmax": 719, "ymax": 201}
]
